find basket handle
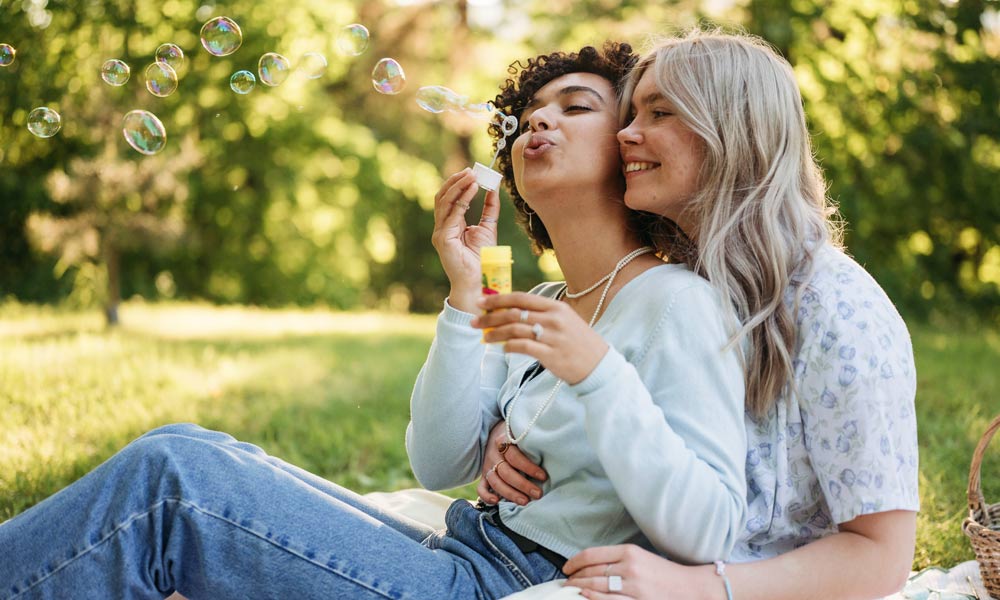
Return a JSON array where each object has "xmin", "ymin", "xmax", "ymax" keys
[{"xmin": 968, "ymin": 412, "xmax": 1000, "ymax": 515}]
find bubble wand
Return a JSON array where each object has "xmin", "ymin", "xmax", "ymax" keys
[{"xmin": 472, "ymin": 111, "xmax": 518, "ymax": 192}]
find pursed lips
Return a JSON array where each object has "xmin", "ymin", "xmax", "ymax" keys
[{"xmin": 522, "ymin": 133, "xmax": 556, "ymax": 158}]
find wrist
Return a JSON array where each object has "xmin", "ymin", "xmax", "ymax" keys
[
  {"xmin": 694, "ymin": 564, "xmax": 727, "ymax": 600},
  {"xmin": 448, "ymin": 287, "xmax": 481, "ymax": 314}
]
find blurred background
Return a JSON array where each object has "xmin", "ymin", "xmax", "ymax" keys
[{"xmin": 0, "ymin": 0, "xmax": 997, "ymax": 324}]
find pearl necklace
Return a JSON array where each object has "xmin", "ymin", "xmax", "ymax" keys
[{"xmin": 503, "ymin": 246, "xmax": 655, "ymax": 446}]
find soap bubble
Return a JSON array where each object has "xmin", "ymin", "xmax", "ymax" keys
[
  {"xmin": 416, "ymin": 85, "xmax": 467, "ymax": 114},
  {"xmin": 27, "ymin": 107, "xmax": 61, "ymax": 138},
  {"xmin": 0, "ymin": 43, "xmax": 15, "ymax": 67},
  {"xmin": 299, "ymin": 52, "xmax": 327, "ymax": 79},
  {"xmin": 230, "ymin": 69, "xmax": 255, "ymax": 94},
  {"xmin": 462, "ymin": 101, "xmax": 498, "ymax": 121},
  {"xmin": 154, "ymin": 43, "xmax": 185, "ymax": 72},
  {"xmin": 337, "ymin": 24, "xmax": 369, "ymax": 56},
  {"xmin": 371, "ymin": 58, "xmax": 405, "ymax": 95},
  {"xmin": 100, "ymin": 59, "xmax": 131, "ymax": 86},
  {"xmin": 145, "ymin": 62, "xmax": 178, "ymax": 97},
  {"xmin": 200, "ymin": 16, "xmax": 242, "ymax": 57},
  {"xmin": 122, "ymin": 110, "xmax": 167, "ymax": 155},
  {"xmin": 258, "ymin": 52, "xmax": 290, "ymax": 86}
]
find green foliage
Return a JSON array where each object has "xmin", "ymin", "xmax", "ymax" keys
[
  {"xmin": 0, "ymin": 302, "xmax": 996, "ymax": 568},
  {"xmin": 0, "ymin": 0, "xmax": 997, "ymax": 320},
  {"xmin": 746, "ymin": 0, "xmax": 1000, "ymax": 321}
]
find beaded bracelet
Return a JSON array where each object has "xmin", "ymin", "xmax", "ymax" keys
[{"xmin": 714, "ymin": 560, "xmax": 734, "ymax": 600}]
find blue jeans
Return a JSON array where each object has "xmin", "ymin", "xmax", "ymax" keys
[{"xmin": 0, "ymin": 423, "xmax": 563, "ymax": 599}]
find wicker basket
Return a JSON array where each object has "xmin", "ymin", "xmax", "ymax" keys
[{"xmin": 963, "ymin": 413, "xmax": 1000, "ymax": 599}]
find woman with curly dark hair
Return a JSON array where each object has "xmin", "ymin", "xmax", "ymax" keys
[
  {"xmin": 0, "ymin": 44, "xmax": 745, "ymax": 599},
  {"xmin": 410, "ymin": 38, "xmax": 747, "ymax": 593}
]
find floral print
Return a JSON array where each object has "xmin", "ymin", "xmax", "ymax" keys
[{"xmin": 731, "ymin": 245, "xmax": 919, "ymax": 562}]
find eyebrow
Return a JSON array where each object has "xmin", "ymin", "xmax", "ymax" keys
[
  {"xmin": 634, "ymin": 91, "xmax": 665, "ymax": 108},
  {"xmin": 524, "ymin": 85, "xmax": 608, "ymax": 111}
]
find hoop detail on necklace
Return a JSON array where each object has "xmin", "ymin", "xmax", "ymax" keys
[{"xmin": 502, "ymin": 245, "xmax": 655, "ymax": 447}]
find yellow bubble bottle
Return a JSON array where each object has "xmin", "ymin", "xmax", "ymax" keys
[{"xmin": 480, "ymin": 245, "xmax": 512, "ymax": 338}]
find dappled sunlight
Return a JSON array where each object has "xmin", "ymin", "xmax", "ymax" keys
[
  {"xmin": 120, "ymin": 302, "xmax": 437, "ymax": 340},
  {"xmin": 0, "ymin": 302, "xmax": 436, "ymax": 520}
]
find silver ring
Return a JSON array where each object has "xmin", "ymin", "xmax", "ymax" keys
[
  {"xmin": 455, "ymin": 201, "xmax": 470, "ymax": 210},
  {"xmin": 531, "ymin": 322, "xmax": 544, "ymax": 341},
  {"xmin": 604, "ymin": 564, "xmax": 613, "ymax": 577},
  {"xmin": 519, "ymin": 309, "xmax": 530, "ymax": 323},
  {"xmin": 608, "ymin": 575, "xmax": 623, "ymax": 593},
  {"xmin": 480, "ymin": 217, "xmax": 498, "ymax": 224}
]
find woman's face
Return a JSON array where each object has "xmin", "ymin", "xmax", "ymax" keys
[
  {"xmin": 617, "ymin": 68, "xmax": 704, "ymax": 231},
  {"xmin": 510, "ymin": 72, "xmax": 622, "ymax": 204}
]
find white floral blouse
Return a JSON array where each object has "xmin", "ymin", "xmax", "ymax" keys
[{"xmin": 730, "ymin": 244, "xmax": 919, "ymax": 562}]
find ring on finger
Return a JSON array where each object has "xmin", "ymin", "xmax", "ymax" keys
[
  {"xmin": 608, "ymin": 575, "xmax": 623, "ymax": 593},
  {"xmin": 481, "ymin": 217, "xmax": 498, "ymax": 224},
  {"xmin": 604, "ymin": 564, "xmax": 613, "ymax": 577},
  {"xmin": 531, "ymin": 322, "xmax": 544, "ymax": 341},
  {"xmin": 519, "ymin": 309, "xmax": 530, "ymax": 323},
  {"xmin": 455, "ymin": 201, "xmax": 470, "ymax": 210},
  {"xmin": 492, "ymin": 459, "xmax": 507, "ymax": 474}
]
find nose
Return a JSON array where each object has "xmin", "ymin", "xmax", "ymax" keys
[
  {"xmin": 617, "ymin": 122, "xmax": 641, "ymax": 145},
  {"xmin": 527, "ymin": 106, "xmax": 553, "ymax": 131}
]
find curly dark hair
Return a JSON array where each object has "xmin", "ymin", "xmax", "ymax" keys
[{"xmin": 488, "ymin": 41, "xmax": 664, "ymax": 254}]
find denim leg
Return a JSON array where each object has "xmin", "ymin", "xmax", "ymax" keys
[
  {"xmin": 134, "ymin": 423, "xmax": 438, "ymax": 543},
  {"xmin": 0, "ymin": 424, "xmax": 491, "ymax": 599}
]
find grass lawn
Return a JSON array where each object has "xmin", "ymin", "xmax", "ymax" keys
[{"xmin": 1, "ymin": 301, "xmax": 997, "ymax": 569}]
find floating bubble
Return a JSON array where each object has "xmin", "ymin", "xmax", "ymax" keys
[
  {"xmin": 337, "ymin": 24, "xmax": 369, "ymax": 56},
  {"xmin": 100, "ymin": 59, "xmax": 130, "ymax": 86},
  {"xmin": 155, "ymin": 43, "xmax": 185, "ymax": 72},
  {"xmin": 200, "ymin": 16, "xmax": 242, "ymax": 57},
  {"xmin": 463, "ymin": 101, "xmax": 498, "ymax": 121},
  {"xmin": 258, "ymin": 52, "xmax": 290, "ymax": 87},
  {"xmin": 27, "ymin": 107, "xmax": 61, "ymax": 138},
  {"xmin": 299, "ymin": 52, "xmax": 327, "ymax": 79},
  {"xmin": 415, "ymin": 85, "xmax": 466, "ymax": 114},
  {"xmin": 122, "ymin": 110, "xmax": 167, "ymax": 155},
  {"xmin": 230, "ymin": 69, "xmax": 255, "ymax": 94},
  {"xmin": 371, "ymin": 58, "xmax": 405, "ymax": 95},
  {"xmin": 145, "ymin": 62, "xmax": 178, "ymax": 97},
  {"xmin": 0, "ymin": 43, "xmax": 15, "ymax": 67}
]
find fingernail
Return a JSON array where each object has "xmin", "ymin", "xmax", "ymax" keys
[
  {"xmin": 536, "ymin": 472, "xmax": 547, "ymax": 480},
  {"xmin": 530, "ymin": 489, "xmax": 541, "ymax": 499},
  {"xmin": 518, "ymin": 497, "xmax": 527, "ymax": 506}
]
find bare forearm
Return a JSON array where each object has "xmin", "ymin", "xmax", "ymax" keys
[{"xmin": 722, "ymin": 514, "xmax": 915, "ymax": 600}]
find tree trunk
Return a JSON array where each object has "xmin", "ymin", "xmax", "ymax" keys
[{"xmin": 104, "ymin": 242, "xmax": 121, "ymax": 327}]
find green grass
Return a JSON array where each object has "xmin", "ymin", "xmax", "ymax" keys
[{"xmin": 1, "ymin": 301, "xmax": 997, "ymax": 569}]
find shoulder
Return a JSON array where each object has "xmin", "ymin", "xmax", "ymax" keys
[
  {"xmin": 628, "ymin": 263, "xmax": 723, "ymax": 316},
  {"xmin": 794, "ymin": 245, "xmax": 912, "ymax": 355},
  {"xmin": 791, "ymin": 244, "xmax": 917, "ymax": 411}
]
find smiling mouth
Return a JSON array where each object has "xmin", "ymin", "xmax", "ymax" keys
[{"xmin": 624, "ymin": 161, "xmax": 659, "ymax": 173}]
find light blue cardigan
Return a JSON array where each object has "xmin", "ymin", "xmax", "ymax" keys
[{"xmin": 407, "ymin": 264, "xmax": 747, "ymax": 564}]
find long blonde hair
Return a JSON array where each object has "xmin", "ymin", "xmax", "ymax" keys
[{"xmin": 621, "ymin": 29, "xmax": 843, "ymax": 417}]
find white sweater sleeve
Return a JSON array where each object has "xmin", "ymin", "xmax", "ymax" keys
[
  {"xmin": 570, "ymin": 283, "xmax": 748, "ymax": 564},
  {"xmin": 405, "ymin": 300, "xmax": 507, "ymax": 491}
]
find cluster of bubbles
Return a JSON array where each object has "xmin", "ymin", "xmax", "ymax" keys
[{"xmin": 4, "ymin": 15, "xmax": 512, "ymax": 162}]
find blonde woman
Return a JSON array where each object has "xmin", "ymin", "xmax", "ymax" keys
[{"xmin": 482, "ymin": 30, "xmax": 919, "ymax": 600}]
